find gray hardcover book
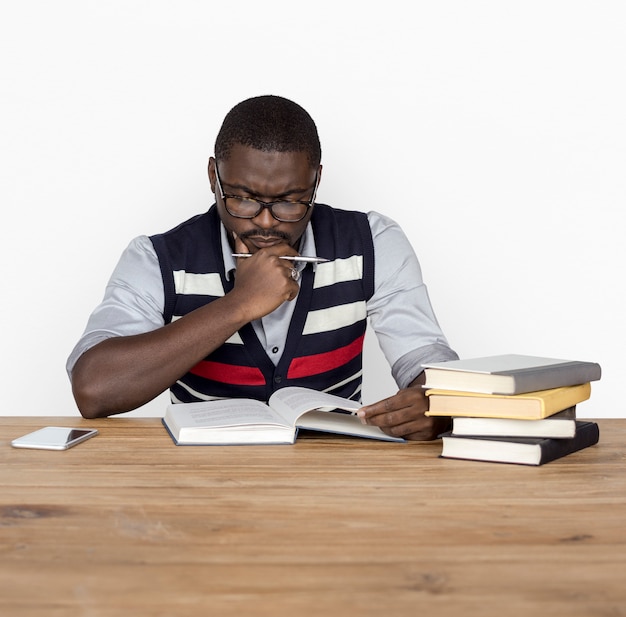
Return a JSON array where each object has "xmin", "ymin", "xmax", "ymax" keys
[{"xmin": 422, "ymin": 354, "xmax": 601, "ymax": 395}]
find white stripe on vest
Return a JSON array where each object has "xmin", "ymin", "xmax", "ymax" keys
[
  {"xmin": 173, "ymin": 271, "xmax": 225, "ymax": 296},
  {"xmin": 302, "ymin": 301, "xmax": 367, "ymax": 335},
  {"xmin": 313, "ymin": 255, "xmax": 363, "ymax": 289}
]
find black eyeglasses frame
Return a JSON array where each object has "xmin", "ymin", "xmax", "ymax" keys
[{"xmin": 214, "ymin": 163, "xmax": 318, "ymax": 223}]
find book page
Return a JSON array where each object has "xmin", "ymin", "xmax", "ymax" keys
[
  {"xmin": 295, "ymin": 410, "xmax": 404, "ymax": 441},
  {"xmin": 171, "ymin": 399, "xmax": 289, "ymax": 429},
  {"xmin": 268, "ymin": 387, "xmax": 361, "ymax": 425}
]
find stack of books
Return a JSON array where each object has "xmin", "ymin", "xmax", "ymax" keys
[{"xmin": 422, "ymin": 354, "xmax": 602, "ymax": 465}]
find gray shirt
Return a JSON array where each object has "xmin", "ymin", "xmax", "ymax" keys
[{"xmin": 67, "ymin": 210, "xmax": 457, "ymax": 389}]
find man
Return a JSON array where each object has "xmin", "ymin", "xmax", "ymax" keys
[{"xmin": 67, "ymin": 95, "xmax": 458, "ymax": 439}]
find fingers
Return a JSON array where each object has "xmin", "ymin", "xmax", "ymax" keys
[
  {"xmin": 232, "ymin": 235, "xmax": 299, "ymax": 286},
  {"xmin": 357, "ymin": 388, "xmax": 446, "ymax": 441},
  {"xmin": 399, "ymin": 415, "xmax": 451, "ymax": 441},
  {"xmin": 358, "ymin": 409, "xmax": 447, "ymax": 441},
  {"xmin": 358, "ymin": 388, "xmax": 423, "ymax": 422},
  {"xmin": 230, "ymin": 235, "xmax": 301, "ymax": 319}
]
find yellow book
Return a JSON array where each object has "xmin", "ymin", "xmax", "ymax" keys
[{"xmin": 425, "ymin": 382, "xmax": 591, "ymax": 420}]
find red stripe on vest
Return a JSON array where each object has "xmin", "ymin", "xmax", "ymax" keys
[
  {"xmin": 189, "ymin": 361, "xmax": 266, "ymax": 386},
  {"xmin": 287, "ymin": 334, "xmax": 365, "ymax": 380}
]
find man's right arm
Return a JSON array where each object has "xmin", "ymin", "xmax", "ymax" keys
[
  {"xmin": 72, "ymin": 291, "xmax": 254, "ymax": 418},
  {"xmin": 70, "ymin": 236, "xmax": 299, "ymax": 418}
]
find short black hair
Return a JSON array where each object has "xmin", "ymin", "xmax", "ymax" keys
[{"xmin": 214, "ymin": 95, "xmax": 321, "ymax": 168}]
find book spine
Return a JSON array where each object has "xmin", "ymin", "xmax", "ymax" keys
[
  {"xmin": 538, "ymin": 422, "xmax": 600, "ymax": 464},
  {"xmin": 512, "ymin": 364, "xmax": 600, "ymax": 394}
]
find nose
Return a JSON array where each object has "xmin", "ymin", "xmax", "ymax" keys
[{"xmin": 252, "ymin": 204, "xmax": 280, "ymax": 228}]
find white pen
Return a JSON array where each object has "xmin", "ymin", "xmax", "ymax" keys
[{"xmin": 232, "ymin": 253, "xmax": 330, "ymax": 264}]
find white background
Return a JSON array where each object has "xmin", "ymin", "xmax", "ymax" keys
[{"xmin": 1, "ymin": 1, "xmax": 624, "ymax": 418}]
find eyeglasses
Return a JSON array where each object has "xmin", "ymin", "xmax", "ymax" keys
[{"xmin": 214, "ymin": 164, "xmax": 318, "ymax": 223}]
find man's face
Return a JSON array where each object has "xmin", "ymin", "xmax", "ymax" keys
[{"xmin": 209, "ymin": 143, "xmax": 320, "ymax": 252}]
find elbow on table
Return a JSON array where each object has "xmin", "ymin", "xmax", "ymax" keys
[
  {"xmin": 70, "ymin": 355, "xmax": 119, "ymax": 419},
  {"xmin": 71, "ymin": 376, "xmax": 111, "ymax": 419}
]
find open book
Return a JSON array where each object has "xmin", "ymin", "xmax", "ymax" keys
[{"xmin": 162, "ymin": 386, "xmax": 405, "ymax": 445}]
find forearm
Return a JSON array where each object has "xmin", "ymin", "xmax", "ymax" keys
[{"xmin": 71, "ymin": 293, "xmax": 250, "ymax": 418}]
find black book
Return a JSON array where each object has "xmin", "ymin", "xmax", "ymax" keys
[{"xmin": 439, "ymin": 420, "xmax": 599, "ymax": 466}]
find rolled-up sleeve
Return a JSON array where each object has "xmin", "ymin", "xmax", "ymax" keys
[
  {"xmin": 367, "ymin": 211, "xmax": 458, "ymax": 389},
  {"xmin": 66, "ymin": 236, "xmax": 165, "ymax": 377}
]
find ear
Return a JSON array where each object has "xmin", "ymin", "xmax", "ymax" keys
[{"xmin": 208, "ymin": 157, "xmax": 216, "ymax": 194}]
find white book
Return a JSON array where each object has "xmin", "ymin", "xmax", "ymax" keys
[{"xmin": 450, "ymin": 407, "xmax": 577, "ymax": 438}]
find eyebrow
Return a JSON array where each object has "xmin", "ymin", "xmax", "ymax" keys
[{"xmin": 222, "ymin": 180, "xmax": 311, "ymax": 199}]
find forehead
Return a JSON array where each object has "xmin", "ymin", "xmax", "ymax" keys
[{"xmin": 218, "ymin": 144, "xmax": 314, "ymax": 193}]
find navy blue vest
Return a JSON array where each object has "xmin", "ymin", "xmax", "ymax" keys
[{"xmin": 150, "ymin": 204, "xmax": 375, "ymax": 403}]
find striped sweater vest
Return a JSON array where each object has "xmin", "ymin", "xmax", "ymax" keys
[{"xmin": 150, "ymin": 204, "xmax": 375, "ymax": 403}]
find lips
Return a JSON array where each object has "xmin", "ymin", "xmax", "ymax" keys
[{"xmin": 247, "ymin": 236, "xmax": 287, "ymax": 249}]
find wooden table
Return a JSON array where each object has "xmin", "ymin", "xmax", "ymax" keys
[{"xmin": 1, "ymin": 417, "xmax": 624, "ymax": 616}]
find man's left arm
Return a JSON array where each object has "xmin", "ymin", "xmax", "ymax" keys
[{"xmin": 360, "ymin": 211, "xmax": 457, "ymax": 440}]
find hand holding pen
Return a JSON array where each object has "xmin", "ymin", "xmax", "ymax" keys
[
  {"xmin": 230, "ymin": 235, "xmax": 314, "ymax": 316},
  {"xmin": 233, "ymin": 253, "xmax": 329, "ymax": 283}
]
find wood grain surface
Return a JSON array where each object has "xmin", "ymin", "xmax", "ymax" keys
[{"xmin": 1, "ymin": 417, "xmax": 624, "ymax": 616}]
